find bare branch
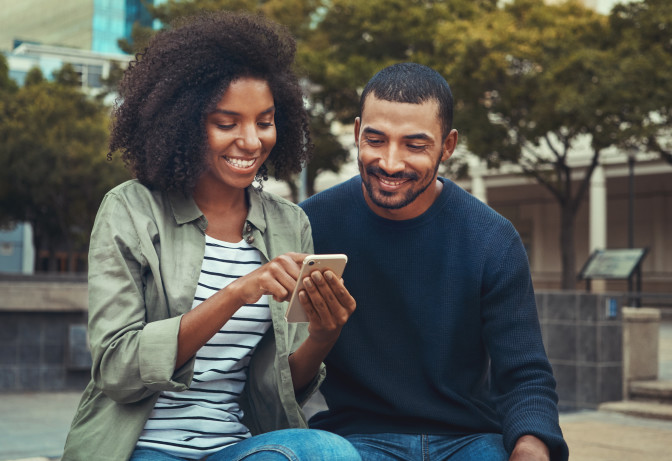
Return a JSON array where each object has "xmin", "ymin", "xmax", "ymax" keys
[{"xmin": 520, "ymin": 161, "xmax": 565, "ymax": 204}]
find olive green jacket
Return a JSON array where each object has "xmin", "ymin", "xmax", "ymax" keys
[{"xmin": 62, "ymin": 180, "xmax": 322, "ymax": 461}]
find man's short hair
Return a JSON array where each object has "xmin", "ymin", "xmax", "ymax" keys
[{"xmin": 359, "ymin": 62, "xmax": 454, "ymax": 139}]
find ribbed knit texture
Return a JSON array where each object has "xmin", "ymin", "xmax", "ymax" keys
[{"xmin": 300, "ymin": 176, "xmax": 569, "ymax": 461}]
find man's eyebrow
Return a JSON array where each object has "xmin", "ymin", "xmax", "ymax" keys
[
  {"xmin": 403, "ymin": 133, "xmax": 432, "ymax": 141},
  {"xmin": 362, "ymin": 127, "xmax": 433, "ymax": 142},
  {"xmin": 211, "ymin": 106, "xmax": 275, "ymax": 116},
  {"xmin": 362, "ymin": 127, "xmax": 385, "ymax": 136}
]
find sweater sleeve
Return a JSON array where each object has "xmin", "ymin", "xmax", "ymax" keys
[{"xmin": 480, "ymin": 224, "xmax": 569, "ymax": 461}]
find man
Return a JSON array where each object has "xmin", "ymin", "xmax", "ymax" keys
[{"xmin": 299, "ymin": 63, "xmax": 568, "ymax": 460}]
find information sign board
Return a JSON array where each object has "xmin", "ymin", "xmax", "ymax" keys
[{"xmin": 578, "ymin": 248, "xmax": 648, "ymax": 280}]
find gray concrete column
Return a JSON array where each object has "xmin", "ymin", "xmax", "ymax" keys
[
  {"xmin": 622, "ymin": 307, "xmax": 660, "ymax": 399},
  {"xmin": 469, "ymin": 156, "xmax": 487, "ymax": 204},
  {"xmin": 589, "ymin": 164, "xmax": 607, "ymax": 292}
]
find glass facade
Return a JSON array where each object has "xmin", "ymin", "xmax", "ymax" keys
[{"xmin": 91, "ymin": 0, "xmax": 158, "ymax": 54}]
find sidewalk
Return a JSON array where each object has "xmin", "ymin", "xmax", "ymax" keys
[
  {"xmin": 1, "ymin": 321, "xmax": 671, "ymax": 461},
  {"xmin": 4, "ymin": 393, "xmax": 672, "ymax": 461}
]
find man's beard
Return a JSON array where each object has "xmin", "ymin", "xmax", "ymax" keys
[{"xmin": 358, "ymin": 151, "xmax": 443, "ymax": 210}]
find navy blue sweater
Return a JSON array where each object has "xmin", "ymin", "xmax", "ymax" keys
[{"xmin": 300, "ymin": 176, "xmax": 568, "ymax": 460}]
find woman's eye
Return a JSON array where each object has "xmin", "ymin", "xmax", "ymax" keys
[
  {"xmin": 216, "ymin": 124, "xmax": 235, "ymax": 130},
  {"xmin": 258, "ymin": 122, "xmax": 275, "ymax": 128}
]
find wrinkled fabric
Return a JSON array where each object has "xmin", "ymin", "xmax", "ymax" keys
[{"xmin": 62, "ymin": 180, "xmax": 322, "ymax": 461}]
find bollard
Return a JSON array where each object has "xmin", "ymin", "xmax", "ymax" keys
[{"xmin": 622, "ymin": 307, "xmax": 660, "ymax": 399}]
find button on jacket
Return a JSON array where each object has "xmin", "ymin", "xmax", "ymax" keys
[{"xmin": 62, "ymin": 179, "xmax": 322, "ymax": 461}]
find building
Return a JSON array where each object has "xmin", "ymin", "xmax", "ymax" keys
[
  {"xmin": 0, "ymin": 0, "xmax": 165, "ymax": 55},
  {"xmin": 0, "ymin": 1, "xmax": 167, "ymax": 274},
  {"xmin": 0, "ymin": 223, "xmax": 34, "ymax": 275},
  {"xmin": 4, "ymin": 42, "xmax": 128, "ymax": 95},
  {"xmin": 0, "ymin": 0, "xmax": 169, "ymax": 94},
  {"xmin": 456, "ymin": 149, "xmax": 672, "ymax": 296}
]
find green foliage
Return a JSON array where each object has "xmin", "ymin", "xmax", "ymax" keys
[
  {"xmin": 0, "ymin": 74, "xmax": 130, "ymax": 271},
  {"xmin": 53, "ymin": 63, "xmax": 82, "ymax": 87},
  {"xmin": 8, "ymin": 0, "xmax": 663, "ymax": 280},
  {"xmin": 606, "ymin": 0, "xmax": 672, "ymax": 163},
  {"xmin": 0, "ymin": 54, "xmax": 18, "ymax": 95},
  {"xmin": 24, "ymin": 67, "xmax": 45, "ymax": 87}
]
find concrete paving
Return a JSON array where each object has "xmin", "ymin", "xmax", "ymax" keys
[
  {"xmin": 5, "ymin": 393, "xmax": 672, "ymax": 461},
  {"xmin": 1, "ymin": 321, "xmax": 671, "ymax": 461}
]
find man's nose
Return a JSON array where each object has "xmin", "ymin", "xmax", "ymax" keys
[{"xmin": 378, "ymin": 144, "xmax": 405, "ymax": 174}]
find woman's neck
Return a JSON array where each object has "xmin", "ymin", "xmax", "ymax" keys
[{"xmin": 192, "ymin": 180, "xmax": 249, "ymax": 242}]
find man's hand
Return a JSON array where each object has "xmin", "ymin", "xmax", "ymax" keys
[
  {"xmin": 299, "ymin": 269, "xmax": 356, "ymax": 344},
  {"xmin": 288, "ymin": 269, "xmax": 356, "ymax": 392},
  {"xmin": 510, "ymin": 435, "xmax": 550, "ymax": 461}
]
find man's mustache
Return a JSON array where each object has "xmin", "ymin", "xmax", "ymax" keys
[{"xmin": 365, "ymin": 166, "xmax": 419, "ymax": 181}]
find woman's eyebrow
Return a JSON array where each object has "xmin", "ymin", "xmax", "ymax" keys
[{"xmin": 211, "ymin": 105, "xmax": 275, "ymax": 116}]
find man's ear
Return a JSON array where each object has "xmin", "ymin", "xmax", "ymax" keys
[
  {"xmin": 354, "ymin": 117, "xmax": 361, "ymax": 148},
  {"xmin": 441, "ymin": 129, "xmax": 458, "ymax": 162}
]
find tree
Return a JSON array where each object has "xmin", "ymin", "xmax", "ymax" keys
[
  {"xmin": 0, "ymin": 54, "xmax": 18, "ymax": 95},
  {"xmin": 85, "ymin": 0, "xmax": 669, "ymax": 289},
  {"xmin": 603, "ymin": 0, "xmax": 672, "ymax": 163},
  {"xmin": 0, "ymin": 68, "xmax": 129, "ymax": 272},
  {"xmin": 421, "ymin": 0, "xmax": 631, "ymax": 289},
  {"xmin": 300, "ymin": 0, "xmax": 498, "ymax": 123}
]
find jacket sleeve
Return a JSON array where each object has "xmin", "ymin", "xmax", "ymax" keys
[
  {"xmin": 86, "ymin": 192, "xmax": 193, "ymax": 404},
  {"xmin": 480, "ymin": 223, "xmax": 569, "ymax": 461}
]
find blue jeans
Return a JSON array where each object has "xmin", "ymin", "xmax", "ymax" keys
[
  {"xmin": 345, "ymin": 433, "xmax": 507, "ymax": 461},
  {"xmin": 129, "ymin": 428, "xmax": 361, "ymax": 460}
]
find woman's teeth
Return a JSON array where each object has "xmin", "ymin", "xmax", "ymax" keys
[{"xmin": 225, "ymin": 157, "xmax": 256, "ymax": 168}]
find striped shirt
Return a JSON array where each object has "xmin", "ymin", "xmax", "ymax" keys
[{"xmin": 136, "ymin": 236, "xmax": 271, "ymax": 459}]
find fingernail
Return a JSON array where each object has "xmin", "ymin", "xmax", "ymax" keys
[
  {"xmin": 324, "ymin": 271, "xmax": 333, "ymax": 280},
  {"xmin": 304, "ymin": 278, "xmax": 313, "ymax": 288}
]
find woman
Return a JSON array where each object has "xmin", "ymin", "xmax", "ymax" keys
[{"xmin": 62, "ymin": 12, "xmax": 358, "ymax": 461}]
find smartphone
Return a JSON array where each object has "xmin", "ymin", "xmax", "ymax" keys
[{"xmin": 285, "ymin": 254, "xmax": 348, "ymax": 323}]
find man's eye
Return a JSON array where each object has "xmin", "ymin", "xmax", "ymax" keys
[
  {"xmin": 408, "ymin": 144, "xmax": 428, "ymax": 151},
  {"xmin": 365, "ymin": 138, "xmax": 383, "ymax": 145}
]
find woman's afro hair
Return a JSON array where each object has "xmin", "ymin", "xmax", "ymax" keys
[{"xmin": 109, "ymin": 11, "xmax": 311, "ymax": 193}]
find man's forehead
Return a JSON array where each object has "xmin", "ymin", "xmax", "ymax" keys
[
  {"xmin": 360, "ymin": 95, "xmax": 441, "ymax": 138},
  {"xmin": 361, "ymin": 93, "xmax": 439, "ymax": 113}
]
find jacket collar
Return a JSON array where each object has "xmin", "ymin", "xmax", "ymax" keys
[
  {"xmin": 246, "ymin": 187, "xmax": 267, "ymax": 233},
  {"xmin": 168, "ymin": 186, "xmax": 267, "ymax": 232}
]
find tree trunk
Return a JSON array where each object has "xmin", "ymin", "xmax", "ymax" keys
[
  {"xmin": 559, "ymin": 204, "xmax": 576, "ymax": 289},
  {"xmin": 32, "ymin": 223, "xmax": 42, "ymax": 272}
]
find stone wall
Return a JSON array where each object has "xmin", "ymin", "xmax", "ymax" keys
[
  {"xmin": 537, "ymin": 291, "xmax": 625, "ymax": 411},
  {"xmin": 0, "ymin": 280, "xmax": 629, "ymax": 409},
  {"xmin": 0, "ymin": 279, "xmax": 90, "ymax": 392}
]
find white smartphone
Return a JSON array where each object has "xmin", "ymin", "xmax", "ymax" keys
[{"xmin": 285, "ymin": 254, "xmax": 348, "ymax": 323}]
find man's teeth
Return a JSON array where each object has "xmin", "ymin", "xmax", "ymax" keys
[
  {"xmin": 226, "ymin": 157, "xmax": 256, "ymax": 168},
  {"xmin": 379, "ymin": 177, "xmax": 405, "ymax": 186}
]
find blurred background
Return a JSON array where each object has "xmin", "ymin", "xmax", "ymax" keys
[
  {"xmin": 1, "ymin": 0, "xmax": 670, "ymax": 296},
  {"xmin": 0, "ymin": 0, "xmax": 671, "ymax": 414}
]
